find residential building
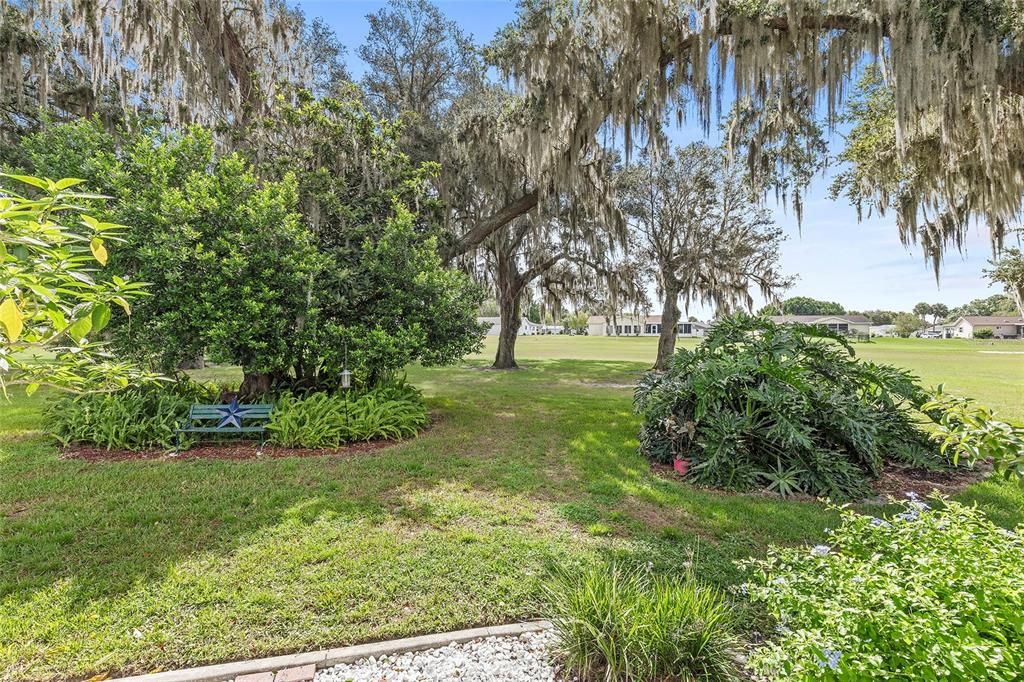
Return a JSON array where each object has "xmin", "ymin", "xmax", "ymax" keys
[
  {"xmin": 767, "ymin": 314, "xmax": 871, "ymax": 336},
  {"xmin": 477, "ymin": 317, "xmax": 545, "ymax": 337},
  {"xmin": 586, "ymin": 314, "xmax": 709, "ymax": 337},
  {"xmin": 943, "ymin": 316, "xmax": 1024, "ymax": 339}
]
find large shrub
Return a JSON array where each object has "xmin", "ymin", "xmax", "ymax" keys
[
  {"xmin": 45, "ymin": 380, "xmax": 218, "ymax": 450},
  {"xmin": 545, "ymin": 563, "xmax": 739, "ymax": 681},
  {"xmin": 741, "ymin": 498, "xmax": 1024, "ymax": 679},
  {"xmin": 17, "ymin": 110, "xmax": 486, "ymax": 394},
  {"xmin": 635, "ymin": 315, "xmax": 944, "ymax": 499}
]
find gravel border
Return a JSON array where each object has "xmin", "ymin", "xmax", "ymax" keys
[{"xmin": 108, "ymin": 622, "xmax": 553, "ymax": 682}]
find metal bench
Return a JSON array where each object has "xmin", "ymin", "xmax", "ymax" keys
[{"xmin": 175, "ymin": 399, "xmax": 273, "ymax": 451}]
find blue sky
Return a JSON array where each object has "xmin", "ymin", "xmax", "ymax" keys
[{"xmin": 300, "ymin": 0, "xmax": 1001, "ymax": 315}]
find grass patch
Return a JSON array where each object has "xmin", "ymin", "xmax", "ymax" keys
[{"xmin": 1, "ymin": 337, "xmax": 1022, "ymax": 679}]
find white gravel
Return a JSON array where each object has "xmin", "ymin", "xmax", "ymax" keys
[{"xmin": 314, "ymin": 630, "xmax": 561, "ymax": 682}]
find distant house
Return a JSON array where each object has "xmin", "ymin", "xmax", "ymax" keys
[
  {"xmin": 477, "ymin": 316, "xmax": 545, "ymax": 337},
  {"xmin": 943, "ymin": 316, "xmax": 1024, "ymax": 339},
  {"xmin": 871, "ymin": 324, "xmax": 898, "ymax": 337},
  {"xmin": 768, "ymin": 314, "xmax": 871, "ymax": 337},
  {"xmin": 586, "ymin": 314, "xmax": 709, "ymax": 337}
]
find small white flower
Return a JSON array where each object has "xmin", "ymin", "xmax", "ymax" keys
[{"xmin": 811, "ymin": 544, "xmax": 831, "ymax": 556}]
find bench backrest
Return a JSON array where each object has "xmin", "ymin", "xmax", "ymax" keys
[{"xmin": 188, "ymin": 403, "xmax": 274, "ymax": 424}]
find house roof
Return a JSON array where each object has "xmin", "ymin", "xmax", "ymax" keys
[
  {"xmin": 952, "ymin": 316, "xmax": 1024, "ymax": 325},
  {"xmin": 768, "ymin": 314, "xmax": 871, "ymax": 325},
  {"xmin": 586, "ymin": 314, "xmax": 708, "ymax": 326}
]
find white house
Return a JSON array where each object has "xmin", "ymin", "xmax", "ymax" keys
[
  {"xmin": 870, "ymin": 324, "xmax": 898, "ymax": 337},
  {"xmin": 943, "ymin": 316, "xmax": 1024, "ymax": 339},
  {"xmin": 477, "ymin": 316, "xmax": 545, "ymax": 336},
  {"xmin": 768, "ymin": 314, "xmax": 871, "ymax": 337},
  {"xmin": 586, "ymin": 314, "xmax": 709, "ymax": 337}
]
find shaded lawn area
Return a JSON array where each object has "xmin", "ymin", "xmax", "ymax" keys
[{"xmin": 2, "ymin": 344, "xmax": 1023, "ymax": 680}]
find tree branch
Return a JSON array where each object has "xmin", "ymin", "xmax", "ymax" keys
[{"xmin": 444, "ymin": 189, "xmax": 539, "ymax": 261}]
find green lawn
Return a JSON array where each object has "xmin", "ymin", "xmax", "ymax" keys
[{"xmin": 1, "ymin": 337, "xmax": 1022, "ymax": 680}]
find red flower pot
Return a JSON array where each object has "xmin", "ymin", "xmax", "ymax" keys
[{"xmin": 673, "ymin": 458, "xmax": 690, "ymax": 477}]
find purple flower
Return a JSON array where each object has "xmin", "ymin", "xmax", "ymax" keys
[
  {"xmin": 816, "ymin": 649, "xmax": 842, "ymax": 670},
  {"xmin": 811, "ymin": 544, "xmax": 831, "ymax": 556},
  {"xmin": 904, "ymin": 491, "xmax": 920, "ymax": 501},
  {"xmin": 870, "ymin": 517, "xmax": 891, "ymax": 528}
]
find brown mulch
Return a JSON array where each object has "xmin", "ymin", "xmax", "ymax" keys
[
  {"xmin": 650, "ymin": 460, "xmax": 989, "ymax": 502},
  {"xmin": 61, "ymin": 439, "xmax": 395, "ymax": 462},
  {"xmin": 871, "ymin": 461, "xmax": 989, "ymax": 500}
]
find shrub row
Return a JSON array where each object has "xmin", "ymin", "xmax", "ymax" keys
[{"xmin": 46, "ymin": 377, "xmax": 428, "ymax": 450}]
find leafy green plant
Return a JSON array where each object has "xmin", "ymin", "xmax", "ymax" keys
[
  {"xmin": 922, "ymin": 387, "xmax": 1024, "ymax": 481},
  {"xmin": 972, "ymin": 327, "xmax": 995, "ymax": 339},
  {"xmin": 0, "ymin": 174, "xmax": 155, "ymax": 395},
  {"xmin": 45, "ymin": 380, "xmax": 217, "ymax": 450},
  {"xmin": 265, "ymin": 392, "xmax": 349, "ymax": 448},
  {"xmin": 635, "ymin": 315, "xmax": 948, "ymax": 499},
  {"xmin": 741, "ymin": 498, "xmax": 1024, "ymax": 679},
  {"xmin": 545, "ymin": 563, "xmax": 739, "ymax": 681},
  {"xmin": 266, "ymin": 385, "xmax": 428, "ymax": 448}
]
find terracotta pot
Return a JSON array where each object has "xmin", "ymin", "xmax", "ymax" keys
[{"xmin": 673, "ymin": 458, "xmax": 690, "ymax": 477}]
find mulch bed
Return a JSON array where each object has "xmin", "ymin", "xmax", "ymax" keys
[
  {"xmin": 650, "ymin": 460, "xmax": 989, "ymax": 502},
  {"xmin": 61, "ymin": 440, "xmax": 395, "ymax": 462}
]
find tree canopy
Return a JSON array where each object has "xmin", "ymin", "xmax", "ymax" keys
[{"xmin": 490, "ymin": 0, "xmax": 1024, "ymax": 271}]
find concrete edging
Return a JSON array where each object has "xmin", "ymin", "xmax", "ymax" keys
[{"xmin": 109, "ymin": 620, "xmax": 554, "ymax": 682}]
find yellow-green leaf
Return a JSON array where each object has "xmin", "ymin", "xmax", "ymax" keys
[
  {"xmin": 67, "ymin": 314, "xmax": 93, "ymax": 342},
  {"xmin": 0, "ymin": 298, "xmax": 23, "ymax": 342},
  {"xmin": 54, "ymin": 178, "xmax": 86, "ymax": 190},
  {"xmin": 91, "ymin": 303, "xmax": 111, "ymax": 333},
  {"xmin": 25, "ymin": 383, "xmax": 39, "ymax": 397},
  {"xmin": 90, "ymin": 237, "xmax": 108, "ymax": 266}
]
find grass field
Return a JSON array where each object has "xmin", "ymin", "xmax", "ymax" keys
[{"xmin": 1, "ymin": 336, "xmax": 1022, "ymax": 680}]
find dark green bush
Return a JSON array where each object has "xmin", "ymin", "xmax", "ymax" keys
[
  {"xmin": 635, "ymin": 315, "xmax": 946, "ymax": 499},
  {"xmin": 546, "ymin": 563, "xmax": 739, "ymax": 681},
  {"xmin": 972, "ymin": 327, "xmax": 995, "ymax": 339},
  {"xmin": 46, "ymin": 380, "xmax": 218, "ymax": 450},
  {"xmin": 266, "ymin": 381, "xmax": 428, "ymax": 448}
]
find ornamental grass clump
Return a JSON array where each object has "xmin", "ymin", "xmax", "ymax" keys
[
  {"xmin": 635, "ymin": 315, "xmax": 946, "ymax": 499},
  {"xmin": 545, "ymin": 563, "xmax": 740, "ymax": 681},
  {"xmin": 741, "ymin": 497, "xmax": 1024, "ymax": 679}
]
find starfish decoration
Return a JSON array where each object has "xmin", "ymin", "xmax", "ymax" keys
[{"xmin": 215, "ymin": 399, "xmax": 255, "ymax": 429}]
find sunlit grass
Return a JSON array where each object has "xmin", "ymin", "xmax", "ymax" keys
[{"xmin": 1, "ymin": 338, "xmax": 1022, "ymax": 679}]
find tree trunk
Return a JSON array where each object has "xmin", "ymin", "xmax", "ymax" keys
[
  {"xmin": 493, "ymin": 284, "xmax": 523, "ymax": 369},
  {"xmin": 239, "ymin": 370, "xmax": 280, "ymax": 399},
  {"xmin": 654, "ymin": 285, "xmax": 681, "ymax": 371}
]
